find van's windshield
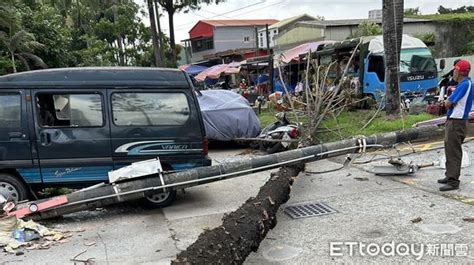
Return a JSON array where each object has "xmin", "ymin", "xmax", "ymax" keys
[{"xmin": 400, "ymin": 48, "xmax": 437, "ymax": 74}]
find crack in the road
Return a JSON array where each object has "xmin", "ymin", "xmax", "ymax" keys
[{"xmin": 162, "ymin": 210, "xmax": 182, "ymax": 252}]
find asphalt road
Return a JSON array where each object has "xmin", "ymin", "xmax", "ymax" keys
[{"xmin": 2, "ymin": 142, "xmax": 473, "ymax": 264}]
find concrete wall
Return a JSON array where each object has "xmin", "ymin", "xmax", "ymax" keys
[
  {"xmin": 189, "ymin": 26, "xmax": 263, "ymax": 62},
  {"xmin": 323, "ymin": 22, "xmax": 438, "ymax": 41},
  {"xmin": 275, "ymin": 25, "xmax": 324, "ymax": 50},
  {"xmin": 258, "ymin": 28, "xmax": 278, "ymax": 48},
  {"xmin": 433, "ymin": 23, "xmax": 472, "ymax": 58},
  {"xmin": 403, "ymin": 23, "xmax": 437, "ymax": 37},
  {"xmin": 190, "ymin": 48, "xmax": 216, "ymax": 63},
  {"xmin": 324, "ymin": 26, "xmax": 358, "ymax": 41},
  {"xmin": 214, "ymin": 26, "xmax": 260, "ymax": 52}
]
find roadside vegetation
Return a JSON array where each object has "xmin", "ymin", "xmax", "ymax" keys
[
  {"xmin": 407, "ymin": 6, "xmax": 474, "ymax": 55},
  {"xmin": 258, "ymin": 108, "xmax": 435, "ymax": 143}
]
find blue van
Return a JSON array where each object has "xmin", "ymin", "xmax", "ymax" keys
[{"xmin": 0, "ymin": 67, "xmax": 211, "ymax": 207}]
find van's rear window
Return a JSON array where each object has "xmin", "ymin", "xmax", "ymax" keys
[
  {"xmin": 0, "ymin": 94, "xmax": 21, "ymax": 128},
  {"xmin": 112, "ymin": 93, "xmax": 190, "ymax": 126}
]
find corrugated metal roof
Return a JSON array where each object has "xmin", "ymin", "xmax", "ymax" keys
[
  {"xmin": 200, "ymin": 19, "xmax": 279, "ymax": 27},
  {"xmin": 268, "ymin": 14, "xmax": 316, "ymax": 29}
]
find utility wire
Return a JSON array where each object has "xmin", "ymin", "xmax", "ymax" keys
[
  {"xmin": 174, "ymin": 0, "xmax": 285, "ymax": 30},
  {"xmin": 174, "ymin": 0, "xmax": 269, "ymax": 29}
]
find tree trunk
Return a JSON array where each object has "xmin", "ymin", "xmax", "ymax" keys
[
  {"xmin": 11, "ymin": 52, "xmax": 16, "ymax": 73},
  {"xmin": 167, "ymin": 8, "xmax": 177, "ymax": 66},
  {"xmin": 112, "ymin": 0, "xmax": 125, "ymax": 66},
  {"xmin": 154, "ymin": 0, "xmax": 166, "ymax": 65},
  {"xmin": 394, "ymin": 0, "xmax": 404, "ymax": 63},
  {"xmin": 383, "ymin": 0, "xmax": 403, "ymax": 116},
  {"xmin": 172, "ymin": 165, "xmax": 305, "ymax": 264},
  {"xmin": 147, "ymin": 0, "xmax": 161, "ymax": 67}
]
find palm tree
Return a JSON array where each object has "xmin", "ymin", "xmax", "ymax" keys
[
  {"xmin": 0, "ymin": 30, "xmax": 47, "ymax": 72},
  {"xmin": 382, "ymin": 0, "xmax": 404, "ymax": 116},
  {"xmin": 147, "ymin": 0, "xmax": 163, "ymax": 66}
]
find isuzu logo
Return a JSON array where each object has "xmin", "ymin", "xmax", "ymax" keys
[{"xmin": 407, "ymin": 75, "xmax": 425, "ymax": 81}]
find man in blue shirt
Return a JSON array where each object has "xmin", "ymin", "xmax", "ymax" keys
[{"xmin": 438, "ymin": 59, "xmax": 472, "ymax": 191}]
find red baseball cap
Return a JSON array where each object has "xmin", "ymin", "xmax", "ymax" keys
[{"xmin": 455, "ymin": 60, "xmax": 471, "ymax": 74}]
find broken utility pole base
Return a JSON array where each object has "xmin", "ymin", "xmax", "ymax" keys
[
  {"xmin": 18, "ymin": 125, "xmax": 441, "ymax": 220},
  {"xmin": 172, "ymin": 165, "xmax": 305, "ymax": 264}
]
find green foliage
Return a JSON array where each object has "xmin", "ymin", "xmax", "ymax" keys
[
  {"xmin": 438, "ymin": 5, "xmax": 474, "ymax": 14},
  {"xmin": 318, "ymin": 112, "xmax": 435, "ymax": 143},
  {"xmin": 353, "ymin": 21, "xmax": 382, "ymax": 37},
  {"xmin": 21, "ymin": 4, "xmax": 75, "ymax": 68},
  {"xmin": 404, "ymin": 7, "xmax": 420, "ymax": 16},
  {"xmin": 463, "ymin": 40, "xmax": 474, "ymax": 55},
  {"xmin": 258, "ymin": 108, "xmax": 436, "ymax": 143},
  {"xmin": 414, "ymin": 33, "xmax": 435, "ymax": 46},
  {"xmin": 410, "ymin": 12, "xmax": 474, "ymax": 22},
  {"xmin": 412, "ymin": 11, "xmax": 474, "ymax": 56},
  {"xmin": 0, "ymin": 0, "xmax": 181, "ymax": 75}
]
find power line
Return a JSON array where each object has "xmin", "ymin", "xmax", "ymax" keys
[
  {"xmin": 174, "ymin": 0, "xmax": 267, "ymax": 29},
  {"xmin": 174, "ymin": 0, "xmax": 285, "ymax": 30}
]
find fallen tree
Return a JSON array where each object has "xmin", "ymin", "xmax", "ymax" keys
[{"xmin": 172, "ymin": 165, "xmax": 304, "ymax": 264}]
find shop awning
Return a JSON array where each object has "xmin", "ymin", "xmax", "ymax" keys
[
  {"xmin": 194, "ymin": 62, "xmax": 243, "ymax": 81},
  {"xmin": 278, "ymin": 41, "xmax": 335, "ymax": 63},
  {"xmin": 178, "ymin": 64, "xmax": 208, "ymax": 75}
]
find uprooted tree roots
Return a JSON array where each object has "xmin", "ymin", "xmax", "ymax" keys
[{"xmin": 172, "ymin": 164, "xmax": 305, "ymax": 264}]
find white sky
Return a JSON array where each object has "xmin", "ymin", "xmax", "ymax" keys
[{"xmin": 134, "ymin": 0, "xmax": 474, "ymax": 44}]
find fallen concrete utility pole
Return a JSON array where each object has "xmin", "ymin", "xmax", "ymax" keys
[
  {"xmin": 27, "ymin": 125, "xmax": 440, "ymax": 220},
  {"xmin": 172, "ymin": 165, "xmax": 304, "ymax": 264}
]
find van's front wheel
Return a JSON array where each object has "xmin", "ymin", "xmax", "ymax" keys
[
  {"xmin": 143, "ymin": 190, "xmax": 177, "ymax": 208},
  {"xmin": 0, "ymin": 173, "xmax": 29, "ymax": 203}
]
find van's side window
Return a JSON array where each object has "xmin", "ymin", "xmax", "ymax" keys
[
  {"xmin": 112, "ymin": 93, "xmax": 190, "ymax": 126},
  {"xmin": 36, "ymin": 93, "xmax": 104, "ymax": 127},
  {"xmin": 0, "ymin": 93, "xmax": 21, "ymax": 128}
]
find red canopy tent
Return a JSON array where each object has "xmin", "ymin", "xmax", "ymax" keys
[{"xmin": 278, "ymin": 41, "xmax": 335, "ymax": 63}]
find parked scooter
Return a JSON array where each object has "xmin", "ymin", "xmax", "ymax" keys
[{"xmin": 255, "ymin": 112, "xmax": 299, "ymax": 154}]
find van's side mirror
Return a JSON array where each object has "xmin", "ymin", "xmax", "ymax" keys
[{"xmin": 439, "ymin": 59, "xmax": 446, "ymax": 70}]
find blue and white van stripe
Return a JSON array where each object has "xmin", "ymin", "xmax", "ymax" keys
[{"xmin": 114, "ymin": 140, "xmax": 202, "ymax": 155}]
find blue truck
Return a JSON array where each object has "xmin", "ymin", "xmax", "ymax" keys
[{"xmin": 315, "ymin": 34, "xmax": 439, "ymax": 101}]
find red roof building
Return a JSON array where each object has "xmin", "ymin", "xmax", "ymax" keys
[{"xmin": 184, "ymin": 19, "xmax": 279, "ymax": 63}]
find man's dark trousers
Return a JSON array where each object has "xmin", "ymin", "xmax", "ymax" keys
[{"xmin": 444, "ymin": 119, "xmax": 468, "ymax": 186}]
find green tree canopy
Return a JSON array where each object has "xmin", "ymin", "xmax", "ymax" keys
[
  {"xmin": 354, "ymin": 21, "xmax": 382, "ymax": 37},
  {"xmin": 0, "ymin": 0, "xmax": 180, "ymax": 75}
]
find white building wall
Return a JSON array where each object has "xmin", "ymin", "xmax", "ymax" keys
[
  {"xmin": 214, "ymin": 26, "xmax": 261, "ymax": 52},
  {"xmin": 258, "ymin": 28, "xmax": 278, "ymax": 48}
]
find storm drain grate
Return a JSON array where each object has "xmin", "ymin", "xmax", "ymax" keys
[{"xmin": 284, "ymin": 202, "xmax": 337, "ymax": 219}]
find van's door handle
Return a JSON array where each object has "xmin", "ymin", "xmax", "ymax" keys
[
  {"xmin": 40, "ymin": 132, "xmax": 51, "ymax": 146},
  {"xmin": 8, "ymin": 132, "xmax": 25, "ymax": 139}
]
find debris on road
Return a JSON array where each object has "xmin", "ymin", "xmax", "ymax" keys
[
  {"xmin": 411, "ymin": 217, "xmax": 423, "ymax": 223},
  {"xmin": 70, "ymin": 249, "xmax": 96, "ymax": 264},
  {"xmin": 372, "ymin": 158, "xmax": 435, "ymax": 176},
  {"xmin": 0, "ymin": 216, "xmax": 69, "ymax": 253},
  {"xmin": 354, "ymin": 177, "xmax": 369, "ymax": 181},
  {"xmin": 463, "ymin": 217, "xmax": 474, "ymax": 223},
  {"xmin": 83, "ymin": 241, "xmax": 97, "ymax": 247},
  {"xmin": 172, "ymin": 165, "xmax": 304, "ymax": 264}
]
